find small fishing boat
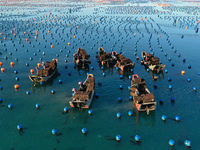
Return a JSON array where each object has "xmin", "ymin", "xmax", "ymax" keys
[
  {"xmin": 114, "ymin": 53, "xmax": 135, "ymax": 71},
  {"xmin": 29, "ymin": 59, "xmax": 57, "ymax": 83},
  {"xmin": 73, "ymin": 48, "xmax": 90, "ymax": 69},
  {"xmin": 98, "ymin": 47, "xmax": 115, "ymax": 67},
  {"xmin": 141, "ymin": 51, "xmax": 165, "ymax": 73},
  {"xmin": 129, "ymin": 74, "xmax": 156, "ymax": 114},
  {"xmin": 69, "ymin": 74, "xmax": 95, "ymax": 108}
]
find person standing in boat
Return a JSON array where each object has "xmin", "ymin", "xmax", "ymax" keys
[{"xmin": 79, "ymin": 82, "xmax": 87, "ymax": 91}]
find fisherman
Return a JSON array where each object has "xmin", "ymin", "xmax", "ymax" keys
[{"xmin": 79, "ymin": 82, "xmax": 87, "ymax": 91}]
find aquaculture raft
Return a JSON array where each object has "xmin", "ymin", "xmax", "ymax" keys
[
  {"xmin": 69, "ymin": 74, "xmax": 95, "ymax": 108},
  {"xmin": 141, "ymin": 51, "xmax": 165, "ymax": 73},
  {"xmin": 29, "ymin": 59, "xmax": 57, "ymax": 83},
  {"xmin": 73, "ymin": 48, "xmax": 90, "ymax": 68},
  {"xmin": 129, "ymin": 74, "xmax": 156, "ymax": 114}
]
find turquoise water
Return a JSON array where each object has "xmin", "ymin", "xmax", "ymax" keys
[{"xmin": 0, "ymin": 2, "xmax": 200, "ymax": 150}]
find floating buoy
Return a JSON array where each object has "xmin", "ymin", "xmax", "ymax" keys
[
  {"xmin": 120, "ymin": 75, "xmax": 123, "ymax": 79},
  {"xmin": 58, "ymin": 80, "xmax": 63, "ymax": 84},
  {"xmin": 103, "ymin": 72, "xmax": 106, "ymax": 76},
  {"xmin": 169, "ymin": 139, "xmax": 175, "ymax": 146},
  {"xmin": 98, "ymin": 82, "xmax": 102, "ymax": 86},
  {"xmin": 0, "ymin": 62, "xmax": 2, "ymax": 66},
  {"xmin": 10, "ymin": 62, "xmax": 14, "ymax": 67},
  {"xmin": 154, "ymin": 84, "xmax": 157, "ymax": 88},
  {"xmin": 36, "ymin": 103, "xmax": 40, "ymax": 109},
  {"xmin": 183, "ymin": 59, "xmax": 186, "ymax": 62},
  {"xmin": 169, "ymin": 85, "xmax": 172, "ymax": 89},
  {"xmin": 187, "ymin": 78, "xmax": 191, "ymax": 82},
  {"xmin": 88, "ymin": 110, "xmax": 93, "ymax": 115},
  {"xmin": 68, "ymin": 42, "xmax": 71, "ymax": 46},
  {"xmin": 37, "ymin": 63, "xmax": 41, "ymax": 68},
  {"xmin": 184, "ymin": 140, "xmax": 191, "ymax": 147},
  {"xmin": 68, "ymin": 72, "xmax": 71, "ymax": 76},
  {"xmin": 17, "ymin": 124, "xmax": 23, "ymax": 131},
  {"xmin": 52, "ymin": 129, "xmax": 57, "ymax": 135},
  {"xmin": 51, "ymin": 89, "xmax": 55, "ymax": 94},
  {"xmin": 129, "ymin": 75, "xmax": 132, "ymax": 80},
  {"xmin": 175, "ymin": 116, "xmax": 180, "ymax": 122},
  {"xmin": 168, "ymin": 77, "xmax": 171, "ymax": 82},
  {"xmin": 193, "ymin": 87, "xmax": 197, "ymax": 91},
  {"xmin": 171, "ymin": 97, "xmax": 175, "ymax": 102},
  {"xmin": 116, "ymin": 135, "xmax": 121, "ymax": 141},
  {"xmin": 40, "ymin": 81, "xmax": 44, "ymax": 85},
  {"xmin": 136, "ymin": 56, "xmax": 139, "ymax": 60},
  {"xmin": 116, "ymin": 67, "xmax": 119, "ymax": 70},
  {"xmin": 0, "ymin": 98, "xmax": 3, "ymax": 103},
  {"xmin": 154, "ymin": 76, "xmax": 158, "ymax": 80},
  {"xmin": 117, "ymin": 112, "xmax": 121, "ymax": 118},
  {"xmin": 129, "ymin": 96, "xmax": 133, "ymax": 100},
  {"xmin": 64, "ymin": 107, "xmax": 68, "ymax": 113},
  {"xmin": 161, "ymin": 115, "xmax": 166, "ymax": 121},
  {"xmin": 0, "ymin": 86, "xmax": 3, "ymax": 90},
  {"xmin": 135, "ymin": 135, "xmax": 140, "ymax": 142},
  {"xmin": 26, "ymin": 91, "xmax": 31, "ymax": 95},
  {"xmin": 81, "ymin": 128, "xmax": 87, "ymax": 134},
  {"xmin": 159, "ymin": 35, "xmax": 161, "ymax": 38},
  {"xmin": 51, "ymin": 45, "xmax": 54, "ymax": 48},
  {"xmin": 95, "ymin": 93, "xmax": 99, "ymax": 98},
  {"xmin": 159, "ymin": 99, "xmax": 164, "ymax": 104},
  {"xmin": 181, "ymin": 71, "xmax": 185, "ymax": 75},
  {"xmin": 8, "ymin": 104, "xmax": 13, "ymax": 109},
  {"xmin": 118, "ymin": 97, "xmax": 122, "ymax": 102},
  {"xmin": 14, "ymin": 84, "xmax": 19, "ymax": 89},
  {"xmin": 119, "ymin": 85, "xmax": 123, "ymax": 89},
  {"xmin": 128, "ymin": 111, "xmax": 133, "ymax": 116},
  {"xmin": 188, "ymin": 65, "xmax": 191, "ymax": 69},
  {"xmin": 1, "ymin": 68, "xmax": 5, "ymax": 73},
  {"xmin": 26, "ymin": 38, "xmax": 28, "ymax": 41},
  {"xmin": 147, "ymin": 68, "xmax": 150, "ymax": 72},
  {"xmin": 30, "ymin": 69, "xmax": 34, "ymax": 74}
]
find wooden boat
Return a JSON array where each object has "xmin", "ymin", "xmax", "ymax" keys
[
  {"xmin": 69, "ymin": 74, "xmax": 95, "ymax": 108},
  {"xmin": 114, "ymin": 53, "xmax": 135, "ymax": 71},
  {"xmin": 29, "ymin": 59, "xmax": 57, "ymax": 83},
  {"xmin": 141, "ymin": 51, "xmax": 165, "ymax": 73},
  {"xmin": 98, "ymin": 47, "xmax": 115, "ymax": 67},
  {"xmin": 73, "ymin": 48, "xmax": 90, "ymax": 69},
  {"xmin": 129, "ymin": 74, "xmax": 156, "ymax": 114}
]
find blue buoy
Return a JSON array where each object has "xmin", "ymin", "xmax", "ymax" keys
[
  {"xmin": 81, "ymin": 128, "xmax": 87, "ymax": 134},
  {"xmin": 15, "ymin": 58, "xmax": 18, "ymax": 61},
  {"xmin": 187, "ymin": 78, "xmax": 191, "ymax": 82},
  {"xmin": 171, "ymin": 63, "xmax": 175, "ymax": 67},
  {"xmin": 128, "ymin": 111, "xmax": 133, "ymax": 116},
  {"xmin": 0, "ymin": 98, "xmax": 3, "ymax": 103},
  {"xmin": 168, "ymin": 77, "xmax": 171, "ymax": 81},
  {"xmin": 40, "ymin": 81, "xmax": 44, "ymax": 85},
  {"xmin": 116, "ymin": 135, "xmax": 121, "ymax": 141},
  {"xmin": 88, "ymin": 110, "xmax": 93, "ymax": 115},
  {"xmin": 131, "ymin": 69, "xmax": 134, "ymax": 72},
  {"xmin": 135, "ymin": 135, "xmax": 140, "ymax": 142},
  {"xmin": 184, "ymin": 140, "xmax": 191, "ymax": 147},
  {"xmin": 58, "ymin": 80, "xmax": 63, "ymax": 84},
  {"xmin": 154, "ymin": 84, "xmax": 157, "ymax": 88},
  {"xmin": 168, "ymin": 57, "xmax": 171, "ymax": 61},
  {"xmin": 65, "ymin": 59, "xmax": 68, "ymax": 63},
  {"xmin": 0, "ymin": 86, "xmax": 3, "ymax": 90},
  {"xmin": 161, "ymin": 115, "xmax": 166, "ymax": 121},
  {"xmin": 120, "ymin": 75, "xmax": 123, "ymax": 79},
  {"xmin": 101, "ymin": 66, "xmax": 104, "ymax": 70},
  {"xmin": 51, "ymin": 90, "xmax": 55, "ymax": 94},
  {"xmin": 129, "ymin": 75, "xmax": 132, "ymax": 80},
  {"xmin": 129, "ymin": 96, "xmax": 133, "ymax": 100},
  {"xmin": 98, "ymin": 82, "xmax": 102, "ymax": 86},
  {"xmin": 119, "ymin": 85, "xmax": 123, "ymax": 89},
  {"xmin": 103, "ymin": 72, "xmax": 106, "ymax": 76},
  {"xmin": 64, "ymin": 107, "xmax": 68, "ymax": 113},
  {"xmin": 36, "ymin": 103, "xmax": 40, "ymax": 109},
  {"xmin": 175, "ymin": 116, "xmax": 180, "ymax": 122},
  {"xmin": 8, "ymin": 104, "xmax": 13, "ymax": 109},
  {"xmin": 14, "ymin": 70, "xmax": 18, "ymax": 74},
  {"xmin": 95, "ymin": 93, "xmax": 99, "ymax": 98},
  {"xmin": 91, "ymin": 67, "xmax": 94, "ymax": 70},
  {"xmin": 68, "ymin": 72, "xmax": 71, "ymax": 76},
  {"xmin": 117, "ymin": 112, "xmax": 121, "ymax": 118},
  {"xmin": 128, "ymin": 86, "xmax": 131, "ymax": 90},
  {"xmin": 118, "ymin": 97, "xmax": 122, "ymax": 102},
  {"xmin": 159, "ymin": 99, "xmax": 164, "ymax": 104},
  {"xmin": 183, "ymin": 59, "xmax": 186, "ymax": 62},
  {"xmin": 193, "ymin": 87, "xmax": 197, "ymax": 91},
  {"xmin": 169, "ymin": 139, "xmax": 175, "ymax": 146},
  {"xmin": 171, "ymin": 97, "xmax": 175, "ymax": 102},
  {"xmin": 147, "ymin": 68, "xmax": 150, "ymax": 72},
  {"xmin": 52, "ymin": 129, "xmax": 57, "ymax": 135},
  {"xmin": 188, "ymin": 65, "xmax": 191, "ymax": 69},
  {"xmin": 65, "ymin": 65, "xmax": 68, "ymax": 69},
  {"xmin": 169, "ymin": 85, "xmax": 172, "ymax": 89},
  {"xmin": 15, "ymin": 77, "xmax": 19, "ymax": 81},
  {"xmin": 26, "ymin": 91, "xmax": 31, "ymax": 95},
  {"xmin": 178, "ymin": 53, "xmax": 181, "ymax": 57},
  {"xmin": 17, "ymin": 124, "xmax": 23, "ymax": 131}
]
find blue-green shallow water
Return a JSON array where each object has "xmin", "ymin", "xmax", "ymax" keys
[{"xmin": 0, "ymin": 2, "xmax": 200, "ymax": 150}]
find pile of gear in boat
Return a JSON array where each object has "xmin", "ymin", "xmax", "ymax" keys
[
  {"xmin": 97, "ymin": 47, "xmax": 135, "ymax": 71},
  {"xmin": 37, "ymin": 59, "xmax": 57, "ymax": 77},
  {"xmin": 73, "ymin": 48, "xmax": 90, "ymax": 68}
]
